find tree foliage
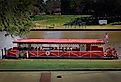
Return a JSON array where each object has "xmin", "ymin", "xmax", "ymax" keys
[
  {"xmin": 93, "ymin": 0, "xmax": 121, "ymax": 16},
  {"xmin": 46, "ymin": 0, "xmax": 61, "ymax": 14},
  {"xmin": 0, "ymin": 0, "xmax": 34, "ymax": 36},
  {"xmin": 61, "ymin": 0, "xmax": 94, "ymax": 15},
  {"xmin": 61, "ymin": 0, "xmax": 121, "ymax": 16},
  {"xmin": 33, "ymin": 0, "xmax": 47, "ymax": 15}
]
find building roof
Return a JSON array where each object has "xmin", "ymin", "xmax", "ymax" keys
[{"xmin": 13, "ymin": 39, "xmax": 105, "ymax": 44}]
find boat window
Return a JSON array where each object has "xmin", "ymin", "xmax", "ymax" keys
[
  {"xmin": 80, "ymin": 44, "xmax": 86, "ymax": 51},
  {"xmin": 91, "ymin": 45, "xmax": 103, "ymax": 51}
]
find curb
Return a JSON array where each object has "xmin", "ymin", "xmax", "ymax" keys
[{"xmin": 0, "ymin": 68, "xmax": 121, "ymax": 72}]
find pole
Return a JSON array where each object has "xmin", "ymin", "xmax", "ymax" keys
[
  {"xmin": 58, "ymin": 44, "xmax": 60, "ymax": 57},
  {"xmin": 1, "ymin": 49, "xmax": 3, "ymax": 59},
  {"xmin": 90, "ymin": 44, "xmax": 91, "ymax": 58},
  {"xmin": 27, "ymin": 44, "xmax": 31, "ymax": 58},
  {"xmin": 26, "ymin": 50, "xmax": 29, "ymax": 59},
  {"xmin": 79, "ymin": 44, "xmax": 81, "ymax": 57},
  {"xmin": 37, "ymin": 44, "xmax": 38, "ymax": 57},
  {"xmin": 4, "ymin": 48, "xmax": 6, "ymax": 57},
  {"xmin": 68, "ymin": 44, "xmax": 70, "ymax": 57}
]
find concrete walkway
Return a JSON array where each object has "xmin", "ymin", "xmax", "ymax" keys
[
  {"xmin": 52, "ymin": 71, "xmax": 121, "ymax": 82},
  {"xmin": 0, "ymin": 72, "xmax": 41, "ymax": 82},
  {"xmin": 0, "ymin": 71, "xmax": 121, "ymax": 82}
]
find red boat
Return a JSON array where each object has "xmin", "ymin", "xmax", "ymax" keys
[{"xmin": 5, "ymin": 39, "xmax": 118, "ymax": 59}]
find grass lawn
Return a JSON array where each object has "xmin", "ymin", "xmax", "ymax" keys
[
  {"xmin": 33, "ymin": 15, "xmax": 89, "ymax": 28},
  {"xmin": 0, "ymin": 59, "xmax": 121, "ymax": 70},
  {"xmin": 33, "ymin": 15, "xmax": 121, "ymax": 29}
]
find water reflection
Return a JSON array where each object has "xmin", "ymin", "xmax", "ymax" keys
[{"xmin": 43, "ymin": 31, "xmax": 62, "ymax": 38}]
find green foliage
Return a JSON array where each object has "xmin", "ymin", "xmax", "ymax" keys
[
  {"xmin": 0, "ymin": 0, "xmax": 34, "ymax": 36},
  {"xmin": 45, "ymin": 0, "xmax": 61, "ymax": 14},
  {"xmin": 33, "ymin": 15, "xmax": 89, "ymax": 27},
  {"xmin": 61, "ymin": 0, "xmax": 121, "ymax": 16}
]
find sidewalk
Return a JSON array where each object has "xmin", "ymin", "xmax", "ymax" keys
[
  {"xmin": 0, "ymin": 72, "xmax": 41, "ymax": 82},
  {"xmin": 51, "ymin": 71, "xmax": 121, "ymax": 82},
  {"xmin": 0, "ymin": 71, "xmax": 121, "ymax": 82}
]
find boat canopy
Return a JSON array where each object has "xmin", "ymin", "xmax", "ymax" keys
[{"xmin": 13, "ymin": 39, "xmax": 105, "ymax": 44}]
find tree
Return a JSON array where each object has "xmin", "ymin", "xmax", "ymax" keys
[
  {"xmin": 61, "ymin": 0, "xmax": 121, "ymax": 16},
  {"xmin": 92, "ymin": 0, "xmax": 121, "ymax": 16},
  {"xmin": 0, "ymin": 0, "xmax": 34, "ymax": 36},
  {"xmin": 33, "ymin": 0, "xmax": 47, "ymax": 15},
  {"xmin": 80, "ymin": 0, "xmax": 121, "ymax": 16},
  {"xmin": 61, "ymin": 0, "xmax": 71, "ymax": 15},
  {"xmin": 61, "ymin": 0, "xmax": 94, "ymax": 15},
  {"xmin": 46, "ymin": 0, "xmax": 61, "ymax": 15}
]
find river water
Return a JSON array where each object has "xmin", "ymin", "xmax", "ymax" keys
[{"xmin": 0, "ymin": 31, "xmax": 121, "ymax": 59}]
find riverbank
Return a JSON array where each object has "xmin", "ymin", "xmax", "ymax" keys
[
  {"xmin": 33, "ymin": 15, "xmax": 121, "ymax": 30},
  {"xmin": 0, "ymin": 59, "xmax": 121, "ymax": 70},
  {"xmin": 33, "ymin": 15, "xmax": 89, "ymax": 28},
  {"xmin": 34, "ymin": 24, "xmax": 121, "ymax": 30}
]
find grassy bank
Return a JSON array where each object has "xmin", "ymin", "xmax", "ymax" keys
[
  {"xmin": 33, "ymin": 15, "xmax": 89, "ymax": 28},
  {"xmin": 33, "ymin": 15, "xmax": 121, "ymax": 29},
  {"xmin": 0, "ymin": 59, "xmax": 121, "ymax": 70}
]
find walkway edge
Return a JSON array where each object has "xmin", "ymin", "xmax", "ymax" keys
[
  {"xmin": 0, "ymin": 68, "xmax": 121, "ymax": 71},
  {"xmin": 30, "ymin": 29, "xmax": 121, "ymax": 31}
]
